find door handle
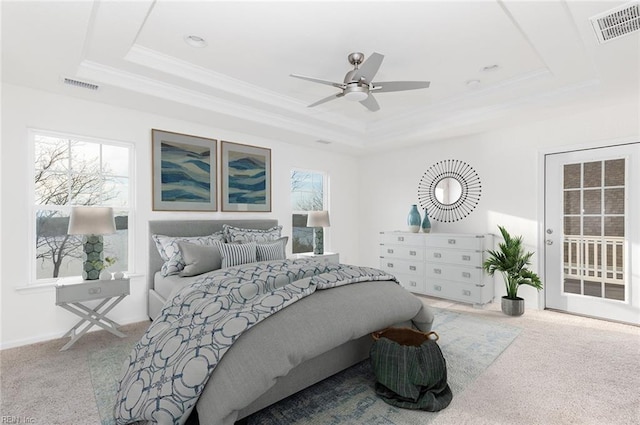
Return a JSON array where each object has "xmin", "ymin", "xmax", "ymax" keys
[{"xmin": 546, "ymin": 239, "xmax": 553, "ymax": 245}]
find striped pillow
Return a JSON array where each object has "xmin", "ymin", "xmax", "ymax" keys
[
  {"xmin": 219, "ymin": 242, "xmax": 257, "ymax": 268},
  {"xmin": 256, "ymin": 237, "xmax": 288, "ymax": 261}
]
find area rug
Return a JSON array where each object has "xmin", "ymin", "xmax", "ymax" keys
[{"xmin": 89, "ymin": 308, "xmax": 521, "ymax": 425}]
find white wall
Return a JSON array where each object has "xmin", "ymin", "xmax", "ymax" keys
[
  {"xmin": 0, "ymin": 83, "xmax": 361, "ymax": 348},
  {"xmin": 2, "ymin": 82, "xmax": 637, "ymax": 347},
  {"xmin": 358, "ymin": 98, "xmax": 639, "ymax": 308}
]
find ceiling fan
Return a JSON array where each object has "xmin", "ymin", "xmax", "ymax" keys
[{"xmin": 290, "ymin": 52, "xmax": 430, "ymax": 112}]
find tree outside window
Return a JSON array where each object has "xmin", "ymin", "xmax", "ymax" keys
[
  {"xmin": 32, "ymin": 133, "xmax": 131, "ymax": 281},
  {"xmin": 291, "ymin": 170, "xmax": 326, "ymax": 253}
]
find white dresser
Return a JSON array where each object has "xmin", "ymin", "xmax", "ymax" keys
[{"xmin": 380, "ymin": 232, "xmax": 494, "ymax": 306}]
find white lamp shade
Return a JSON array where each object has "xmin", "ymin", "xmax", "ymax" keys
[
  {"xmin": 307, "ymin": 210, "xmax": 330, "ymax": 227},
  {"xmin": 68, "ymin": 206, "xmax": 116, "ymax": 235}
]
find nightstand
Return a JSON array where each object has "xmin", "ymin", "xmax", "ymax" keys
[
  {"xmin": 55, "ymin": 277, "xmax": 130, "ymax": 351},
  {"xmin": 295, "ymin": 252, "xmax": 340, "ymax": 265}
]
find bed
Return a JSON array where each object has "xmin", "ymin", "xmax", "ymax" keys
[{"xmin": 134, "ymin": 219, "xmax": 434, "ymax": 425}]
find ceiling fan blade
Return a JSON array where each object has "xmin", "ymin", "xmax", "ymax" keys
[
  {"xmin": 359, "ymin": 94, "xmax": 380, "ymax": 112},
  {"xmin": 290, "ymin": 74, "xmax": 344, "ymax": 89},
  {"xmin": 308, "ymin": 92, "xmax": 344, "ymax": 107},
  {"xmin": 372, "ymin": 81, "xmax": 430, "ymax": 93},
  {"xmin": 352, "ymin": 52, "xmax": 384, "ymax": 82}
]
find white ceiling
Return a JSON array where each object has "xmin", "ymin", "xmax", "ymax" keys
[{"xmin": 2, "ymin": 0, "xmax": 638, "ymax": 154}]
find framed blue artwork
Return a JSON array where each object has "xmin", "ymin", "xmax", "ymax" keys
[
  {"xmin": 152, "ymin": 129, "xmax": 217, "ymax": 211},
  {"xmin": 221, "ymin": 141, "xmax": 271, "ymax": 212}
]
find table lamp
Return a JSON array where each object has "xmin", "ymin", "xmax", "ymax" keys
[
  {"xmin": 307, "ymin": 210, "xmax": 330, "ymax": 255},
  {"xmin": 68, "ymin": 206, "xmax": 116, "ymax": 280}
]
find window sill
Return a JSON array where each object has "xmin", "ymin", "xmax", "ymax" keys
[{"xmin": 15, "ymin": 272, "xmax": 144, "ymax": 293}]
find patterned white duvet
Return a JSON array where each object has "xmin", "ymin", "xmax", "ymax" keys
[{"xmin": 114, "ymin": 258, "xmax": 397, "ymax": 425}]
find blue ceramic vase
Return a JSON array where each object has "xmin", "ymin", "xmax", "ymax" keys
[
  {"xmin": 421, "ymin": 208, "xmax": 432, "ymax": 233},
  {"xmin": 407, "ymin": 204, "xmax": 421, "ymax": 233}
]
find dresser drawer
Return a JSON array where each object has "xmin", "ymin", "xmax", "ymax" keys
[
  {"xmin": 392, "ymin": 272, "xmax": 426, "ymax": 293},
  {"xmin": 425, "ymin": 262, "xmax": 483, "ymax": 283},
  {"xmin": 380, "ymin": 232, "xmax": 425, "ymax": 246},
  {"xmin": 380, "ymin": 245, "xmax": 424, "ymax": 260},
  {"xmin": 56, "ymin": 279, "xmax": 130, "ymax": 304},
  {"xmin": 380, "ymin": 258, "xmax": 424, "ymax": 277},
  {"xmin": 425, "ymin": 281, "xmax": 483, "ymax": 303},
  {"xmin": 426, "ymin": 235, "xmax": 484, "ymax": 251},
  {"xmin": 426, "ymin": 248, "xmax": 482, "ymax": 266}
]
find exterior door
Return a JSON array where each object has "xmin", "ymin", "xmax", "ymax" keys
[{"xmin": 544, "ymin": 143, "xmax": 640, "ymax": 324}]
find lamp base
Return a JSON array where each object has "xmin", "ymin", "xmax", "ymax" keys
[
  {"xmin": 313, "ymin": 227, "xmax": 324, "ymax": 255},
  {"xmin": 83, "ymin": 235, "xmax": 104, "ymax": 280}
]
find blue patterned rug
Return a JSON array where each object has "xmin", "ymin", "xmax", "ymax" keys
[{"xmin": 89, "ymin": 308, "xmax": 521, "ymax": 425}]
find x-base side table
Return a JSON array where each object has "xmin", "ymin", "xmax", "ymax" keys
[{"xmin": 55, "ymin": 277, "xmax": 130, "ymax": 351}]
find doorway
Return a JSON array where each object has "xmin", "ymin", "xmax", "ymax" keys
[{"xmin": 544, "ymin": 143, "xmax": 639, "ymax": 324}]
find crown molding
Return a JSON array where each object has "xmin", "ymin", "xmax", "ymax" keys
[
  {"xmin": 124, "ymin": 44, "xmax": 365, "ymax": 133},
  {"xmin": 76, "ymin": 60, "xmax": 365, "ymax": 148}
]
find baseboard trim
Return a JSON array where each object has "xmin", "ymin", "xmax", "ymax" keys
[{"xmin": 0, "ymin": 314, "xmax": 149, "ymax": 350}]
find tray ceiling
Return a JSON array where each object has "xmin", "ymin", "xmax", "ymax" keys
[{"xmin": 2, "ymin": 1, "xmax": 638, "ymax": 153}]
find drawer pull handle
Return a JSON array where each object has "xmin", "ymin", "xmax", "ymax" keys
[
  {"xmin": 434, "ymin": 268, "xmax": 442, "ymax": 274},
  {"xmin": 434, "ymin": 285, "xmax": 442, "ymax": 291},
  {"xmin": 387, "ymin": 249, "xmax": 394, "ymax": 254},
  {"xmin": 462, "ymin": 255, "xmax": 471, "ymax": 261},
  {"xmin": 463, "ymin": 290, "xmax": 471, "ymax": 296},
  {"xmin": 398, "ymin": 236, "xmax": 405, "ymax": 242},
  {"xmin": 433, "ymin": 253, "xmax": 442, "ymax": 258},
  {"xmin": 409, "ymin": 265, "xmax": 416, "ymax": 271},
  {"xmin": 462, "ymin": 272, "xmax": 471, "ymax": 278},
  {"xmin": 410, "ymin": 281, "xmax": 417, "ymax": 287},
  {"xmin": 409, "ymin": 250, "xmax": 417, "ymax": 256},
  {"xmin": 448, "ymin": 239, "xmax": 456, "ymax": 245},
  {"xmin": 387, "ymin": 263, "xmax": 394, "ymax": 268}
]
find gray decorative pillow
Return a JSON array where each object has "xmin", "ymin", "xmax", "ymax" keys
[
  {"xmin": 256, "ymin": 237, "xmax": 288, "ymax": 262},
  {"xmin": 223, "ymin": 224, "xmax": 283, "ymax": 243},
  {"xmin": 178, "ymin": 241, "xmax": 224, "ymax": 277},
  {"xmin": 219, "ymin": 242, "xmax": 257, "ymax": 268},
  {"xmin": 152, "ymin": 233, "xmax": 225, "ymax": 276}
]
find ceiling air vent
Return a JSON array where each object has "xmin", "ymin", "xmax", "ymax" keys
[
  {"xmin": 62, "ymin": 77, "xmax": 100, "ymax": 91},
  {"xmin": 590, "ymin": 1, "xmax": 639, "ymax": 44}
]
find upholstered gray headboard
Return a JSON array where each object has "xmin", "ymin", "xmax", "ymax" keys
[{"xmin": 148, "ymin": 219, "xmax": 279, "ymax": 290}]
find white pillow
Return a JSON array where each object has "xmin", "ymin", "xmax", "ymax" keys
[
  {"xmin": 256, "ymin": 237, "xmax": 288, "ymax": 262},
  {"xmin": 219, "ymin": 242, "xmax": 257, "ymax": 268},
  {"xmin": 152, "ymin": 233, "xmax": 224, "ymax": 276}
]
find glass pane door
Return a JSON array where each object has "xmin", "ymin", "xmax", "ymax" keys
[{"xmin": 562, "ymin": 159, "xmax": 625, "ymax": 301}]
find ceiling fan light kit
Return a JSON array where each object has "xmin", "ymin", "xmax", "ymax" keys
[
  {"xmin": 291, "ymin": 52, "xmax": 430, "ymax": 111},
  {"xmin": 343, "ymin": 85, "xmax": 369, "ymax": 101}
]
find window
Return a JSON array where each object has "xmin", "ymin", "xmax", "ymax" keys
[
  {"xmin": 290, "ymin": 169, "xmax": 327, "ymax": 254},
  {"xmin": 31, "ymin": 130, "xmax": 133, "ymax": 282}
]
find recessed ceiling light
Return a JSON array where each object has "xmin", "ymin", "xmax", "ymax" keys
[
  {"xmin": 482, "ymin": 64, "xmax": 500, "ymax": 72},
  {"xmin": 184, "ymin": 35, "xmax": 207, "ymax": 48},
  {"xmin": 466, "ymin": 79, "xmax": 481, "ymax": 87}
]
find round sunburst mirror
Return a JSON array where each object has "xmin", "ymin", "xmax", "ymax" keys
[{"xmin": 417, "ymin": 159, "xmax": 482, "ymax": 223}]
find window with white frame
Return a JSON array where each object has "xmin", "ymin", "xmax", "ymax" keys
[
  {"xmin": 290, "ymin": 169, "xmax": 327, "ymax": 254},
  {"xmin": 31, "ymin": 130, "xmax": 133, "ymax": 282}
]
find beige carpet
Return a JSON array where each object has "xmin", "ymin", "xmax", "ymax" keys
[{"xmin": 1, "ymin": 298, "xmax": 639, "ymax": 425}]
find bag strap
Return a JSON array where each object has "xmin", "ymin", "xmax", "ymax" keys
[{"xmin": 372, "ymin": 327, "xmax": 439, "ymax": 342}]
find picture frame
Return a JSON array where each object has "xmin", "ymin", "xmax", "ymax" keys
[
  {"xmin": 152, "ymin": 129, "xmax": 217, "ymax": 211},
  {"xmin": 221, "ymin": 141, "xmax": 271, "ymax": 212}
]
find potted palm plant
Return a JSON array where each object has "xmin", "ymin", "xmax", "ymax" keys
[{"xmin": 483, "ymin": 226, "xmax": 543, "ymax": 316}]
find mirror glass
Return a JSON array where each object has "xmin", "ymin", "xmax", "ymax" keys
[
  {"xmin": 418, "ymin": 159, "xmax": 482, "ymax": 222},
  {"xmin": 435, "ymin": 177, "xmax": 462, "ymax": 205}
]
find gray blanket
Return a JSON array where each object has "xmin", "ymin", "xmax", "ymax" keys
[{"xmin": 114, "ymin": 259, "xmax": 399, "ymax": 424}]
